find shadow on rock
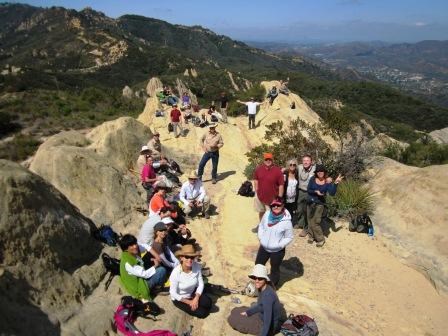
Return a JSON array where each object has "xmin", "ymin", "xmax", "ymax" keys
[
  {"xmin": 278, "ymin": 256, "xmax": 304, "ymax": 289},
  {"xmin": 321, "ymin": 216, "xmax": 342, "ymax": 238}
]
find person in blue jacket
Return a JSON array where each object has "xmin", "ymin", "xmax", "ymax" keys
[{"xmin": 307, "ymin": 164, "xmax": 343, "ymax": 247}]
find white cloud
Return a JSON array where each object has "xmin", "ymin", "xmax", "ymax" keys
[{"xmin": 414, "ymin": 22, "xmax": 427, "ymax": 27}]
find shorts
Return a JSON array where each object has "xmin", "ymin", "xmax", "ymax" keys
[{"xmin": 254, "ymin": 194, "xmax": 270, "ymax": 213}]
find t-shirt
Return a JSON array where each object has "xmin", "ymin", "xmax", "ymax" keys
[
  {"xmin": 170, "ymin": 109, "xmax": 182, "ymax": 122},
  {"xmin": 137, "ymin": 214, "xmax": 162, "ymax": 250},
  {"xmin": 220, "ymin": 96, "xmax": 228, "ymax": 108},
  {"xmin": 286, "ymin": 178, "xmax": 298, "ymax": 203},
  {"xmin": 169, "ymin": 262, "xmax": 204, "ymax": 301},
  {"xmin": 141, "ymin": 164, "xmax": 156, "ymax": 183},
  {"xmin": 246, "ymin": 102, "xmax": 261, "ymax": 115},
  {"xmin": 254, "ymin": 164, "xmax": 284, "ymax": 205}
]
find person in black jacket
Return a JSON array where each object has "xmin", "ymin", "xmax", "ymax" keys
[{"xmin": 283, "ymin": 159, "xmax": 299, "ymax": 224}]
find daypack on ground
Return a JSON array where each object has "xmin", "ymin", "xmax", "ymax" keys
[
  {"xmin": 349, "ymin": 213, "xmax": 373, "ymax": 233},
  {"xmin": 168, "ymin": 122, "xmax": 174, "ymax": 133},
  {"xmin": 93, "ymin": 225, "xmax": 120, "ymax": 246},
  {"xmin": 102, "ymin": 253, "xmax": 120, "ymax": 290},
  {"xmin": 280, "ymin": 314, "xmax": 319, "ymax": 336},
  {"xmin": 237, "ymin": 181, "xmax": 255, "ymax": 197}
]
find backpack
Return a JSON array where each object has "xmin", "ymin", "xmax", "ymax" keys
[
  {"xmin": 210, "ymin": 114, "xmax": 219, "ymax": 122},
  {"xmin": 93, "ymin": 225, "xmax": 120, "ymax": 246},
  {"xmin": 280, "ymin": 314, "xmax": 319, "ymax": 336},
  {"xmin": 192, "ymin": 116, "xmax": 201, "ymax": 126},
  {"xmin": 168, "ymin": 122, "xmax": 174, "ymax": 132},
  {"xmin": 349, "ymin": 213, "xmax": 373, "ymax": 233},
  {"xmin": 155, "ymin": 110, "xmax": 164, "ymax": 117},
  {"xmin": 101, "ymin": 253, "xmax": 120, "ymax": 290},
  {"xmin": 237, "ymin": 181, "xmax": 255, "ymax": 197}
]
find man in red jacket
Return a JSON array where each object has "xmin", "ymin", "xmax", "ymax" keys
[{"xmin": 170, "ymin": 104, "xmax": 184, "ymax": 138}]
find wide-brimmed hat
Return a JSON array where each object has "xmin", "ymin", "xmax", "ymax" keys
[
  {"xmin": 248, "ymin": 264, "xmax": 270, "ymax": 282},
  {"xmin": 188, "ymin": 170, "xmax": 199, "ymax": 179},
  {"xmin": 208, "ymin": 123, "xmax": 218, "ymax": 128},
  {"xmin": 140, "ymin": 145, "xmax": 151, "ymax": 153},
  {"xmin": 175, "ymin": 244, "xmax": 201, "ymax": 258}
]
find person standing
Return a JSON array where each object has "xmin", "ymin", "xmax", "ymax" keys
[
  {"xmin": 170, "ymin": 104, "xmax": 184, "ymax": 138},
  {"xmin": 237, "ymin": 97, "xmax": 262, "ymax": 129},
  {"xmin": 219, "ymin": 92, "xmax": 229, "ymax": 123},
  {"xmin": 256, "ymin": 198, "xmax": 293, "ymax": 286},
  {"xmin": 307, "ymin": 165, "xmax": 343, "ymax": 247},
  {"xmin": 297, "ymin": 154, "xmax": 316, "ymax": 236},
  {"xmin": 283, "ymin": 158, "xmax": 299, "ymax": 225},
  {"xmin": 197, "ymin": 123, "xmax": 224, "ymax": 184},
  {"xmin": 253, "ymin": 153, "xmax": 284, "ymax": 222}
]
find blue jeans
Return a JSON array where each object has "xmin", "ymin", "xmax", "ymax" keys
[
  {"xmin": 197, "ymin": 151, "xmax": 219, "ymax": 179},
  {"xmin": 167, "ymin": 96, "xmax": 177, "ymax": 106},
  {"xmin": 147, "ymin": 266, "xmax": 167, "ymax": 288}
]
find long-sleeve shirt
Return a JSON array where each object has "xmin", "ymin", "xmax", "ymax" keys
[
  {"xmin": 169, "ymin": 262, "xmax": 204, "ymax": 301},
  {"xmin": 307, "ymin": 176, "xmax": 337, "ymax": 205},
  {"xmin": 124, "ymin": 246, "xmax": 157, "ymax": 279},
  {"xmin": 151, "ymin": 241, "xmax": 179, "ymax": 269},
  {"xmin": 179, "ymin": 180, "xmax": 206, "ymax": 205},
  {"xmin": 137, "ymin": 214, "xmax": 161, "ymax": 250},
  {"xmin": 257, "ymin": 210, "xmax": 293, "ymax": 253},
  {"xmin": 200, "ymin": 131, "xmax": 224, "ymax": 152},
  {"xmin": 246, "ymin": 285, "xmax": 282, "ymax": 336}
]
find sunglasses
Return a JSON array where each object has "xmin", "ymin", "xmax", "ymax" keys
[
  {"xmin": 289, "ymin": 163, "xmax": 297, "ymax": 166},
  {"xmin": 183, "ymin": 256, "xmax": 195, "ymax": 260},
  {"xmin": 271, "ymin": 204, "xmax": 283, "ymax": 208},
  {"xmin": 253, "ymin": 277, "xmax": 266, "ymax": 281}
]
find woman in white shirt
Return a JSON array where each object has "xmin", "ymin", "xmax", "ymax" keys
[
  {"xmin": 169, "ymin": 244, "xmax": 212, "ymax": 318},
  {"xmin": 283, "ymin": 158, "xmax": 299, "ymax": 222}
]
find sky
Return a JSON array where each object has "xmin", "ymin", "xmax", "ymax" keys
[{"xmin": 10, "ymin": 0, "xmax": 448, "ymax": 43}]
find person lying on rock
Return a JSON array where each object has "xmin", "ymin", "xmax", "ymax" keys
[
  {"xmin": 306, "ymin": 164, "xmax": 343, "ymax": 247},
  {"xmin": 147, "ymin": 132, "xmax": 183, "ymax": 175},
  {"xmin": 179, "ymin": 170, "xmax": 211, "ymax": 219},
  {"xmin": 119, "ymin": 234, "xmax": 167, "ymax": 301},
  {"xmin": 169, "ymin": 244, "xmax": 212, "ymax": 319},
  {"xmin": 228, "ymin": 264, "xmax": 282, "ymax": 336},
  {"xmin": 174, "ymin": 222, "xmax": 196, "ymax": 246}
]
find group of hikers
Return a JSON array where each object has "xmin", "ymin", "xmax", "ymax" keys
[{"xmin": 114, "ymin": 83, "xmax": 343, "ymax": 335}]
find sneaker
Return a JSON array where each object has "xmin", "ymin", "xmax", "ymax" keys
[
  {"xmin": 212, "ymin": 178, "xmax": 217, "ymax": 184},
  {"xmin": 299, "ymin": 229, "xmax": 308, "ymax": 237},
  {"xmin": 316, "ymin": 240, "xmax": 326, "ymax": 247}
]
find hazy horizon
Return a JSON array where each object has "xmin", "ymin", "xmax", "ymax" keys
[{"xmin": 9, "ymin": 0, "xmax": 448, "ymax": 43}]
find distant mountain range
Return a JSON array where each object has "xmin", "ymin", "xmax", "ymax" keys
[{"xmin": 248, "ymin": 40, "xmax": 448, "ymax": 107}]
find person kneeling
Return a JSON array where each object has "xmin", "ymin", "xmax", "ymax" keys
[
  {"xmin": 119, "ymin": 234, "xmax": 167, "ymax": 301},
  {"xmin": 179, "ymin": 170, "xmax": 211, "ymax": 219},
  {"xmin": 228, "ymin": 264, "xmax": 282, "ymax": 336},
  {"xmin": 169, "ymin": 245, "xmax": 212, "ymax": 318}
]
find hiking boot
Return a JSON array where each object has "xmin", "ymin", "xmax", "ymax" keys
[
  {"xmin": 316, "ymin": 240, "xmax": 326, "ymax": 248},
  {"xmin": 204, "ymin": 212, "xmax": 210, "ymax": 219},
  {"xmin": 251, "ymin": 226, "xmax": 258, "ymax": 233},
  {"xmin": 299, "ymin": 229, "xmax": 308, "ymax": 237},
  {"xmin": 212, "ymin": 178, "xmax": 217, "ymax": 184},
  {"xmin": 307, "ymin": 237, "xmax": 314, "ymax": 244}
]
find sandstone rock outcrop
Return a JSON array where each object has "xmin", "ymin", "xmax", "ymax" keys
[
  {"xmin": 146, "ymin": 77, "xmax": 163, "ymax": 97},
  {"xmin": 429, "ymin": 127, "xmax": 448, "ymax": 144},
  {"xmin": 0, "ymin": 160, "xmax": 103, "ymax": 335},
  {"xmin": 122, "ymin": 85, "xmax": 134, "ymax": 99}
]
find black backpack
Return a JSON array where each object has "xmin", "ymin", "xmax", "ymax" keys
[
  {"xmin": 120, "ymin": 296, "xmax": 161, "ymax": 319},
  {"xmin": 349, "ymin": 213, "xmax": 373, "ymax": 233},
  {"xmin": 280, "ymin": 314, "xmax": 319, "ymax": 336},
  {"xmin": 101, "ymin": 253, "xmax": 120, "ymax": 290},
  {"xmin": 92, "ymin": 225, "xmax": 120, "ymax": 246},
  {"xmin": 168, "ymin": 122, "xmax": 174, "ymax": 132},
  {"xmin": 210, "ymin": 114, "xmax": 219, "ymax": 122},
  {"xmin": 238, "ymin": 181, "xmax": 255, "ymax": 197}
]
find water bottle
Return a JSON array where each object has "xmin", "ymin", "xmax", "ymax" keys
[{"xmin": 368, "ymin": 225, "xmax": 374, "ymax": 237}]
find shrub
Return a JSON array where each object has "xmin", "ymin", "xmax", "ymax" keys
[
  {"xmin": 327, "ymin": 180, "xmax": 375, "ymax": 218},
  {"xmin": 228, "ymin": 84, "xmax": 265, "ymax": 116},
  {"xmin": 0, "ymin": 134, "xmax": 41, "ymax": 162}
]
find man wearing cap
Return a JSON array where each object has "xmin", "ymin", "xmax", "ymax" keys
[
  {"xmin": 253, "ymin": 153, "xmax": 284, "ymax": 221},
  {"xmin": 297, "ymin": 154, "xmax": 316, "ymax": 236},
  {"xmin": 237, "ymin": 97, "xmax": 262, "ymax": 130},
  {"xmin": 179, "ymin": 171, "xmax": 211, "ymax": 219},
  {"xmin": 197, "ymin": 123, "xmax": 224, "ymax": 184},
  {"xmin": 170, "ymin": 104, "xmax": 184, "ymax": 138}
]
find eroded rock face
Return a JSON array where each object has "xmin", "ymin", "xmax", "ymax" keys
[
  {"xmin": 0, "ymin": 160, "xmax": 103, "ymax": 335},
  {"xmin": 30, "ymin": 117, "xmax": 147, "ymax": 227},
  {"xmin": 146, "ymin": 77, "xmax": 163, "ymax": 97}
]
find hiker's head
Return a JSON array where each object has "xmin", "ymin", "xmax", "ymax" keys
[
  {"xmin": 153, "ymin": 132, "xmax": 160, "ymax": 139},
  {"xmin": 302, "ymin": 154, "xmax": 312, "ymax": 168},
  {"xmin": 175, "ymin": 244, "xmax": 201, "ymax": 268},
  {"xmin": 249, "ymin": 264, "xmax": 270, "ymax": 290},
  {"xmin": 221, "ymin": 92, "xmax": 226, "ymax": 96},
  {"xmin": 315, "ymin": 164, "xmax": 327, "ymax": 179},
  {"xmin": 270, "ymin": 198, "xmax": 284, "ymax": 215},
  {"xmin": 159, "ymin": 206, "xmax": 172, "ymax": 218},
  {"xmin": 153, "ymin": 222, "xmax": 168, "ymax": 240},
  {"xmin": 250, "ymin": 97, "xmax": 255, "ymax": 101},
  {"xmin": 208, "ymin": 123, "xmax": 218, "ymax": 133},
  {"xmin": 145, "ymin": 155, "xmax": 153, "ymax": 164},
  {"xmin": 162, "ymin": 216, "xmax": 177, "ymax": 230},
  {"xmin": 188, "ymin": 170, "xmax": 199, "ymax": 184},
  {"xmin": 263, "ymin": 153, "xmax": 274, "ymax": 166},
  {"xmin": 140, "ymin": 145, "xmax": 151, "ymax": 155},
  {"xmin": 119, "ymin": 234, "xmax": 138, "ymax": 254},
  {"xmin": 155, "ymin": 183, "xmax": 168, "ymax": 194},
  {"xmin": 288, "ymin": 159, "xmax": 297, "ymax": 172},
  {"xmin": 210, "ymin": 105, "xmax": 216, "ymax": 110},
  {"xmin": 173, "ymin": 104, "xmax": 178, "ymax": 108}
]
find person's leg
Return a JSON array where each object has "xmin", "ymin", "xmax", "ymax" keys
[
  {"xmin": 228, "ymin": 306, "xmax": 262, "ymax": 335},
  {"xmin": 172, "ymin": 122, "xmax": 178, "ymax": 137},
  {"xmin": 173, "ymin": 299, "xmax": 193, "ymax": 315},
  {"xmin": 147, "ymin": 266, "xmax": 167, "ymax": 288},
  {"xmin": 313, "ymin": 205, "xmax": 325, "ymax": 244},
  {"xmin": 211, "ymin": 151, "xmax": 219, "ymax": 180},
  {"xmin": 307, "ymin": 204, "xmax": 316, "ymax": 242},
  {"xmin": 284, "ymin": 202, "xmax": 296, "ymax": 221},
  {"xmin": 269, "ymin": 248, "xmax": 286, "ymax": 286},
  {"xmin": 194, "ymin": 294, "xmax": 212, "ymax": 318},
  {"xmin": 202, "ymin": 195, "xmax": 210, "ymax": 216},
  {"xmin": 221, "ymin": 107, "xmax": 227, "ymax": 123},
  {"xmin": 183, "ymin": 203, "xmax": 193, "ymax": 216},
  {"xmin": 296, "ymin": 191, "xmax": 308, "ymax": 231},
  {"xmin": 197, "ymin": 152, "xmax": 211, "ymax": 179},
  {"xmin": 255, "ymin": 245, "xmax": 271, "ymax": 266}
]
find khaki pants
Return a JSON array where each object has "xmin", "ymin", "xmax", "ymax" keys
[
  {"xmin": 220, "ymin": 107, "xmax": 228, "ymax": 123},
  {"xmin": 307, "ymin": 203, "xmax": 325, "ymax": 242},
  {"xmin": 183, "ymin": 195, "xmax": 210, "ymax": 215},
  {"xmin": 296, "ymin": 190, "xmax": 308, "ymax": 229},
  {"xmin": 172, "ymin": 122, "xmax": 183, "ymax": 137}
]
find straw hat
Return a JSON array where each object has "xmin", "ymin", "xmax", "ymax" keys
[
  {"xmin": 188, "ymin": 170, "xmax": 199, "ymax": 179},
  {"xmin": 248, "ymin": 264, "xmax": 270, "ymax": 282},
  {"xmin": 175, "ymin": 244, "xmax": 201, "ymax": 258}
]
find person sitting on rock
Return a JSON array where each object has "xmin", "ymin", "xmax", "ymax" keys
[
  {"xmin": 149, "ymin": 182, "xmax": 171, "ymax": 216},
  {"xmin": 169, "ymin": 244, "xmax": 212, "ymax": 319},
  {"xmin": 147, "ymin": 132, "xmax": 163, "ymax": 161},
  {"xmin": 179, "ymin": 170, "xmax": 211, "ymax": 219},
  {"xmin": 279, "ymin": 79, "xmax": 289, "ymax": 96},
  {"xmin": 266, "ymin": 86, "xmax": 278, "ymax": 105},
  {"xmin": 136, "ymin": 145, "xmax": 152, "ymax": 175},
  {"xmin": 183, "ymin": 104, "xmax": 193, "ymax": 124},
  {"xmin": 174, "ymin": 222, "xmax": 196, "ymax": 246},
  {"xmin": 228, "ymin": 264, "xmax": 282, "ymax": 336},
  {"xmin": 138, "ymin": 206, "xmax": 172, "ymax": 253},
  {"xmin": 147, "ymin": 133, "xmax": 183, "ymax": 176},
  {"xmin": 151, "ymin": 222, "xmax": 179, "ymax": 271},
  {"xmin": 119, "ymin": 234, "xmax": 167, "ymax": 301},
  {"xmin": 141, "ymin": 155, "xmax": 164, "ymax": 203},
  {"xmin": 181, "ymin": 92, "xmax": 191, "ymax": 108},
  {"xmin": 208, "ymin": 105, "xmax": 223, "ymax": 123}
]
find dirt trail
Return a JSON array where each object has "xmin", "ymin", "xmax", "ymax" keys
[{"xmin": 141, "ymin": 95, "xmax": 448, "ymax": 335}]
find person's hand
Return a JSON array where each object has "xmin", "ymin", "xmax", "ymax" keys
[
  {"xmin": 157, "ymin": 176, "xmax": 164, "ymax": 181},
  {"xmin": 315, "ymin": 190, "xmax": 324, "ymax": 196},
  {"xmin": 152, "ymin": 258, "xmax": 160, "ymax": 267},
  {"xmin": 189, "ymin": 201, "xmax": 194, "ymax": 207},
  {"xmin": 326, "ymin": 177, "xmax": 333, "ymax": 184},
  {"xmin": 335, "ymin": 174, "xmax": 344, "ymax": 184},
  {"xmin": 190, "ymin": 296, "xmax": 199, "ymax": 311},
  {"xmin": 240, "ymin": 311, "xmax": 247, "ymax": 316},
  {"xmin": 196, "ymin": 201, "xmax": 202, "ymax": 207}
]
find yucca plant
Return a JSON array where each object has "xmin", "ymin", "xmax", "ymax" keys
[{"xmin": 327, "ymin": 179, "xmax": 375, "ymax": 219}]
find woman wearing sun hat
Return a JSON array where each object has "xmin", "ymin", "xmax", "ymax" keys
[
  {"xmin": 255, "ymin": 197, "xmax": 294, "ymax": 286},
  {"xmin": 169, "ymin": 244, "xmax": 212, "ymax": 318},
  {"xmin": 227, "ymin": 264, "xmax": 282, "ymax": 335}
]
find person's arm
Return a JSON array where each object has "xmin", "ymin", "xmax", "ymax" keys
[
  {"xmin": 125, "ymin": 261, "xmax": 156, "ymax": 279},
  {"xmin": 160, "ymin": 251, "xmax": 177, "ymax": 268},
  {"xmin": 179, "ymin": 183, "xmax": 189, "ymax": 205},
  {"xmin": 197, "ymin": 184, "xmax": 206, "ymax": 202},
  {"xmin": 236, "ymin": 100, "xmax": 245, "ymax": 105},
  {"xmin": 169, "ymin": 268, "xmax": 185, "ymax": 301},
  {"xmin": 260, "ymin": 292, "xmax": 275, "ymax": 336},
  {"xmin": 278, "ymin": 184, "xmax": 284, "ymax": 198},
  {"xmin": 217, "ymin": 134, "xmax": 224, "ymax": 149},
  {"xmin": 277, "ymin": 170, "xmax": 284, "ymax": 198},
  {"xmin": 307, "ymin": 178, "xmax": 318, "ymax": 195},
  {"xmin": 246, "ymin": 301, "xmax": 263, "ymax": 316},
  {"xmin": 279, "ymin": 220, "xmax": 294, "ymax": 249},
  {"xmin": 257, "ymin": 212, "xmax": 268, "ymax": 240},
  {"xmin": 327, "ymin": 182, "xmax": 338, "ymax": 196},
  {"xmin": 195, "ymin": 263, "xmax": 204, "ymax": 296}
]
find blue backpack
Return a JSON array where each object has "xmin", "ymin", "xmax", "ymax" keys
[{"xmin": 93, "ymin": 225, "xmax": 119, "ymax": 246}]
